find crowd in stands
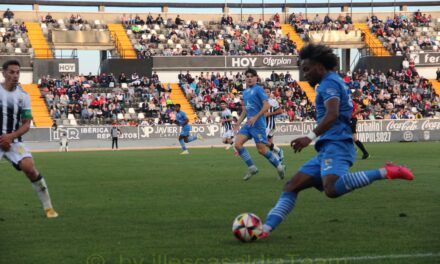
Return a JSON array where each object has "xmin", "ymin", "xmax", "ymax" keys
[
  {"xmin": 37, "ymin": 66, "xmax": 439, "ymax": 127},
  {"xmin": 40, "ymin": 13, "xmax": 107, "ymax": 32},
  {"xmin": 342, "ymin": 68, "xmax": 439, "ymax": 119},
  {"xmin": 124, "ymin": 13, "xmax": 297, "ymax": 58},
  {"xmin": 368, "ymin": 11, "xmax": 439, "ymax": 55},
  {"xmin": 177, "ymin": 68, "xmax": 439, "ymax": 124},
  {"xmin": 1, "ymin": 9, "xmax": 30, "ymax": 54},
  {"xmin": 39, "ymin": 73, "xmax": 174, "ymax": 126},
  {"xmin": 178, "ymin": 71, "xmax": 315, "ymax": 123},
  {"xmin": 289, "ymin": 12, "xmax": 354, "ymax": 37},
  {"xmin": 2, "ymin": 8, "xmax": 439, "ymax": 124}
]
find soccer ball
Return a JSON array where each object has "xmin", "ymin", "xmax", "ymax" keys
[{"xmin": 232, "ymin": 213, "xmax": 263, "ymax": 242}]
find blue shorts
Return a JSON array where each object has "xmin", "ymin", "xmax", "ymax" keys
[
  {"xmin": 180, "ymin": 124, "xmax": 191, "ymax": 137},
  {"xmin": 299, "ymin": 140, "xmax": 356, "ymax": 191},
  {"xmin": 238, "ymin": 124, "xmax": 268, "ymax": 144}
]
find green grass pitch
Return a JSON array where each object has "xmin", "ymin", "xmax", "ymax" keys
[{"xmin": 1, "ymin": 142, "xmax": 439, "ymax": 264}]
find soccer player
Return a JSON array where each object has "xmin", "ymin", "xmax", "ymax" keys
[
  {"xmin": 351, "ymin": 98, "xmax": 370, "ymax": 159},
  {"xmin": 220, "ymin": 101, "xmax": 235, "ymax": 150},
  {"xmin": 110, "ymin": 124, "xmax": 121, "ymax": 150},
  {"xmin": 264, "ymin": 88, "xmax": 284, "ymax": 161},
  {"xmin": 234, "ymin": 68, "xmax": 285, "ymax": 181},
  {"xmin": 0, "ymin": 60, "xmax": 58, "ymax": 218},
  {"xmin": 259, "ymin": 45, "xmax": 413, "ymax": 238},
  {"xmin": 175, "ymin": 104, "xmax": 202, "ymax": 154},
  {"xmin": 59, "ymin": 132, "xmax": 69, "ymax": 152}
]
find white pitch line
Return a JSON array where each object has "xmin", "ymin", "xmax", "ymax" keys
[{"xmin": 227, "ymin": 252, "xmax": 440, "ymax": 264}]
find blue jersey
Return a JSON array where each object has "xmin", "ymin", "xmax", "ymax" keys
[
  {"xmin": 315, "ymin": 71, "xmax": 353, "ymax": 148},
  {"xmin": 242, "ymin": 84, "xmax": 268, "ymax": 128},
  {"xmin": 176, "ymin": 110, "xmax": 188, "ymax": 127}
]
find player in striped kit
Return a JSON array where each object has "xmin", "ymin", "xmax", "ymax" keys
[
  {"xmin": 0, "ymin": 60, "xmax": 58, "ymax": 218},
  {"xmin": 220, "ymin": 101, "xmax": 235, "ymax": 151},
  {"xmin": 264, "ymin": 88, "xmax": 284, "ymax": 162}
]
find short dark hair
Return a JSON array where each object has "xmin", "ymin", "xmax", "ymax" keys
[
  {"xmin": 175, "ymin": 104, "xmax": 181, "ymax": 107},
  {"xmin": 2, "ymin": 60, "xmax": 20, "ymax": 71},
  {"xmin": 220, "ymin": 100, "xmax": 227, "ymax": 104},
  {"xmin": 244, "ymin": 68, "xmax": 257, "ymax": 77},
  {"xmin": 299, "ymin": 44, "xmax": 338, "ymax": 71}
]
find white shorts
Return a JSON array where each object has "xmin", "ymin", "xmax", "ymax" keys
[
  {"xmin": 266, "ymin": 128, "xmax": 276, "ymax": 138},
  {"xmin": 222, "ymin": 130, "xmax": 234, "ymax": 139},
  {"xmin": 0, "ymin": 142, "xmax": 33, "ymax": 168}
]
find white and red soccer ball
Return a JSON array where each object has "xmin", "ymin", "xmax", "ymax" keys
[{"xmin": 232, "ymin": 213, "xmax": 263, "ymax": 242}]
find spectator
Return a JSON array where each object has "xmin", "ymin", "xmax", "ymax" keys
[
  {"xmin": 402, "ymin": 58, "xmax": 409, "ymax": 69},
  {"xmin": 155, "ymin": 14, "xmax": 164, "ymax": 25},
  {"xmin": 175, "ymin": 15, "xmax": 183, "ymax": 26},
  {"xmin": 44, "ymin": 13, "xmax": 55, "ymax": 24},
  {"xmin": 3, "ymin": 8, "xmax": 14, "ymax": 20}
]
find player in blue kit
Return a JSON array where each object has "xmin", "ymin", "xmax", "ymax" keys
[
  {"xmin": 234, "ymin": 68, "xmax": 285, "ymax": 181},
  {"xmin": 259, "ymin": 44, "xmax": 414, "ymax": 239},
  {"xmin": 175, "ymin": 104, "xmax": 202, "ymax": 155}
]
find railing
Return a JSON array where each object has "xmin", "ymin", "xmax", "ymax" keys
[
  {"xmin": 110, "ymin": 32, "xmax": 123, "ymax": 58},
  {"xmin": 364, "ymin": 33, "xmax": 389, "ymax": 57},
  {"xmin": 32, "ymin": 48, "xmax": 53, "ymax": 58},
  {"xmin": 110, "ymin": 32, "xmax": 135, "ymax": 59},
  {"xmin": 32, "ymin": 48, "xmax": 78, "ymax": 59}
]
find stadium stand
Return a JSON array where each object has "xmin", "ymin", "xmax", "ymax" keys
[
  {"xmin": 38, "ymin": 73, "xmax": 176, "ymax": 126},
  {"xmin": 123, "ymin": 14, "xmax": 297, "ymax": 57},
  {"xmin": 178, "ymin": 71, "xmax": 315, "ymax": 122},
  {"xmin": 343, "ymin": 68, "xmax": 439, "ymax": 119},
  {"xmin": 1, "ymin": 2, "xmax": 439, "ymax": 127},
  {"xmin": 367, "ymin": 12, "xmax": 440, "ymax": 56},
  {"xmin": 0, "ymin": 20, "xmax": 31, "ymax": 55},
  {"xmin": 289, "ymin": 13, "xmax": 355, "ymax": 33}
]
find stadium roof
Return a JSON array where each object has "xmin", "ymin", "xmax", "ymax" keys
[{"xmin": 3, "ymin": 0, "xmax": 440, "ymax": 9}]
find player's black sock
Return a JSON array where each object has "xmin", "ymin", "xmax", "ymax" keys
[
  {"xmin": 355, "ymin": 140, "xmax": 368, "ymax": 155},
  {"xmin": 31, "ymin": 174, "xmax": 43, "ymax": 182},
  {"xmin": 269, "ymin": 143, "xmax": 274, "ymax": 151}
]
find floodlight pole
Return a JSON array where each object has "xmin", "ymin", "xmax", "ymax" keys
[
  {"xmin": 241, "ymin": 0, "xmax": 243, "ymax": 22},
  {"xmin": 393, "ymin": 0, "xmax": 396, "ymax": 17},
  {"xmin": 305, "ymin": 0, "xmax": 308, "ymax": 20},
  {"xmin": 328, "ymin": 0, "xmax": 330, "ymax": 16},
  {"xmin": 350, "ymin": 0, "xmax": 353, "ymax": 18},
  {"xmin": 262, "ymin": 0, "xmax": 265, "ymax": 22}
]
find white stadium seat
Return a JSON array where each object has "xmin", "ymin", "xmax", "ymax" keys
[{"xmin": 70, "ymin": 119, "xmax": 78, "ymax": 126}]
